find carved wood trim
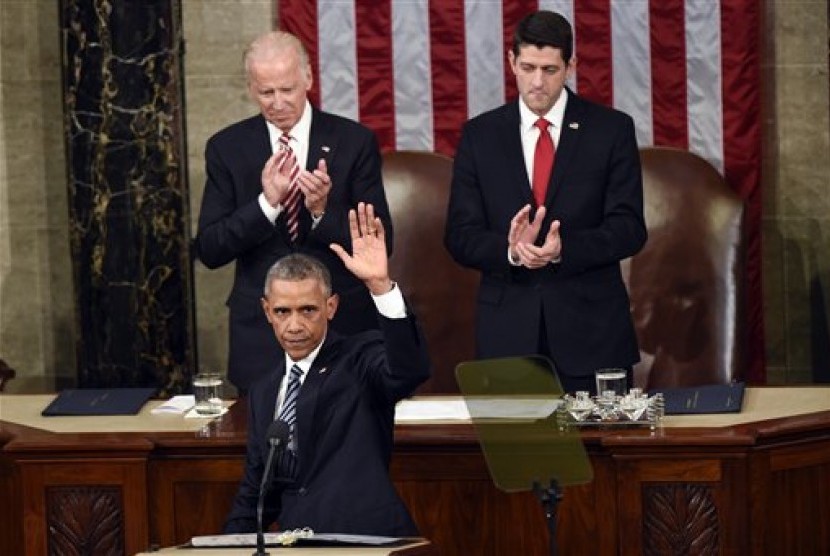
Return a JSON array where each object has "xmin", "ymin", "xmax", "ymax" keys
[
  {"xmin": 46, "ymin": 486, "xmax": 124, "ymax": 556},
  {"xmin": 642, "ymin": 483, "xmax": 718, "ymax": 556}
]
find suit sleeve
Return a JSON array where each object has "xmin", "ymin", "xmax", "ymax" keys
[
  {"xmin": 556, "ymin": 113, "xmax": 647, "ymax": 275},
  {"xmin": 195, "ymin": 136, "xmax": 276, "ymax": 269},
  {"xmin": 444, "ymin": 121, "xmax": 516, "ymax": 273},
  {"xmin": 361, "ymin": 310, "xmax": 431, "ymax": 406}
]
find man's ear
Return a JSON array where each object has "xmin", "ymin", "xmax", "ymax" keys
[{"xmin": 326, "ymin": 293, "xmax": 339, "ymax": 321}]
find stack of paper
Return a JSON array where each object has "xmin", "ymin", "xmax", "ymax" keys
[{"xmin": 150, "ymin": 395, "xmax": 195, "ymax": 415}]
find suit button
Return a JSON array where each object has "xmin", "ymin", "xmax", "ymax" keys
[{"xmin": 298, "ymin": 487, "xmax": 308, "ymax": 496}]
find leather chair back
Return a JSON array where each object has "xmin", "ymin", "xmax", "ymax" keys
[
  {"xmin": 625, "ymin": 147, "xmax": 746, "ymax": 389},
  {"xmin": 382, "ymin": 151, "xmax": 477, "ymax": 393},
  {"xmin": 0, "ymin": 358, "xmax": 15, "ymax": 392}
]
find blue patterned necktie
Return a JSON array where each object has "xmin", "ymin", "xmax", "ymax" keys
[
  {"xmin": 278, "ymin": 364, "xmax": 303, "ymax": 450},
  {"xmin": 276, "ymin": 364, "xmax": 303, "ymax": 479}
]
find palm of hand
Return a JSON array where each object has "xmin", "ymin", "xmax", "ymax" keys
[{"xmin": 346, "ymin": 234, "xmax": 387, "ymax": 283}]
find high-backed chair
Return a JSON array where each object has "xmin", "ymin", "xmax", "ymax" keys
[
  {"xmin": 382, "ymin": 151, "xmax": 477, "ymax": 393},
  {"xmin": 625, "ymin": 147, "xmax": 746, "ymax": 389},
  {"xmin": 0, "ymin": 358, "xmax": 16, "ymax": 392}
]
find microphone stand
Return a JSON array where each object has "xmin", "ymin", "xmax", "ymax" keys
[
  {"xmin": 533, "ymin": 479, "xmax": 563, "ymax": 556},
  {"xmin": 254, "ymin": 421, "xmax": 289, "ymax": 556}
]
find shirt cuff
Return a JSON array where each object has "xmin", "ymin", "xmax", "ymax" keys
[
  {"xmin": 507, "ymin": 247, "xmax": 521, "ymax": 266},
  {"xmin": 258, "ymin": 193, "xmax": 281, "ymax": 224},
  {"xmin": 371, "ymin": 282, "xmax": 406, "ymax": 319}
]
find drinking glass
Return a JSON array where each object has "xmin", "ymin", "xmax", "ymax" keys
[
  {"xmin": 193, "ymin": 372, "xmax": 224, "ymax": 416},
  {"xmin": 594, "ymin": 368, "xmax": 627, "ymax": 397}
]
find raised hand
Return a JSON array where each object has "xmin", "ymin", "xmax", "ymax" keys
[{"xmin": 329, "ymin": 202, "xmax": 392, "ymax": 295}]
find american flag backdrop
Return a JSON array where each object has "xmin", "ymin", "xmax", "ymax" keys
[{"xmin": 277, "ymin": 0, "xmax": 764, "ymax": 382}]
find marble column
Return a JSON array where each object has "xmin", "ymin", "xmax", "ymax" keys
[{"xmin": 61, "ymin": 0, "xmax": 195, "ymax": 394}]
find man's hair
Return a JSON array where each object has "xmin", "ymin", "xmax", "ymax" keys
[
  {"xmin": 264, "ymin": 253, "xmax": 333, "ymax": 297},
  {"xmin": 244, "ymin": 31, "xmax": 310, "ymax": 75},
  {"xmin": 512, "ymin": 10, "xmax": 573, "ymax": 63}
]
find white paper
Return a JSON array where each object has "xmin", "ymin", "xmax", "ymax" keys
[
  {"xmin": 394, "ymin": 397, "xmax": 561, "ymax": 422},
  {"xmin": 465, "ymin": 397, "xmax": 561, "ymax": 420},
  {"xmin": 150, "ymin": 395, "xmax": 195, "ymax": 415},
  {"xmin": 184, "ymin": 405, "xmax": 229, "ymax": 419},
  {"xmin": 190, "ymin": 532, "xmax": 402, "ymax": 547},
  {"xmin": 394, "ymin": 398, "xmax": 471, "ymax": 422}
]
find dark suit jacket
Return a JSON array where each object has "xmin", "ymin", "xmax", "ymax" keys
[
  {"xmin": 223, "ymin": 312, "xmax": 431, "ymax": 536},
  {"xmin": 444, "ymin": 91, "xmax": 647, "ymax": 378},
  {"xmin": 195, "ymin": 108, "xmax": 393, "ymax": 390}
]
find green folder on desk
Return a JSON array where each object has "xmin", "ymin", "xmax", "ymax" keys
[
  {"xmin": 651, "ymin": 382, "xmax": 746, "ymax": 415},
  {"xmin": 41, "ymin": 388, "xmax": 157, "ymax": 416}
]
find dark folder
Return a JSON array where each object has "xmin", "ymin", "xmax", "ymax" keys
[
  {"xmin": 41, "ymin": 388, "xmax": 157, "ymax": 416},
  {"xmin": 651, "ymin": 382, "xmax": 746, "ymax": 415}
]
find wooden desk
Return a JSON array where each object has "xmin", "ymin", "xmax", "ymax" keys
[{"xmin": 2, "ymin": 388, "xmax": 830, "ymax": 555}]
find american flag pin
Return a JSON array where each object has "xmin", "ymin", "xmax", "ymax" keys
[
  {"xmin": 569, "ymin": 122, "xmax": 579, "ymax": 129},
  {"xmin": 318, "ymin": 367, "xmax": 328, "ymax": 374}
]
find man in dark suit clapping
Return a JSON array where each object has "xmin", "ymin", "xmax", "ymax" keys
[
  {"xmin": 195, "ymin": 31, "xmax": 393, "ymax": 392},
  {"xmin": 444, "ymin": 11, "xmax": 647, "ymax": 395}
]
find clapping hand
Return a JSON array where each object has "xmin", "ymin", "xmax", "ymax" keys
[
  {"xmin": 261, "ymin": 150, "xmax": 296, "ymax": 208},
  {"xmin": 330, "ymin": 203, "xmax": 393, "ymax": 295},
  {"xmin": 508, "ymin": 204, "xmax": 562, "ymax": 268}
]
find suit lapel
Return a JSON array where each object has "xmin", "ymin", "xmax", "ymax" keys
[
  {"xmin": 500, "ymin": 102, "xmax": 535, "ymax": 206},
  {"xmin": 308, "ymin": 108, "xmax": 338, "ymax": 173},
  {"xmin": 294, "ymin": 332, "xmax": 342, "ymax": 461},
  {"xmin": 546, "ymin": 89, "xmax": 586, "ymax": 205},
  {"xmin": 249, "ymin": 115, "xmax": 273, "ymax": 171}
]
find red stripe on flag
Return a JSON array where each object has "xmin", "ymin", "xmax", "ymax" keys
[
  {"xmin": 501, "ymin": 0, "xmax": 538, "ymax": 103},
  {"xmin": 278, "ymin": 1, "xmax": 320, "ymax": 106},
  {"xmin": 430, "ymin": 0, "xmax": 468, "ymax": 156},
  {"xmin": 721, "ymin": 0, "xmax": 764, "ymax": 382},
  {"xmin": 573, "ymin": 1, "xmax": 613, "ymax": 106},
  {"xmin": 355, "ymin": 0, "xmax": 395, "ymax": 152},
  {"xmin": 650, "ymin": 0, "xmax": 688, "ymax": 148}
]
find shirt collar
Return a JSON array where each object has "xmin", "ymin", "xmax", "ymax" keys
[
  {"xmin": 518, "ymin": 87, "xmax": 569, "ymax": 133},
  {"xmin": 284, "ymin": 333, "xmax": 325, "ymax": 374},
  {"xmin": 265, "ymin": 100, "xmax": 313, "ymax": 147}
]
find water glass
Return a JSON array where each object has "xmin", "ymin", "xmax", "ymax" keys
[
  {"xmin": 193, "ymin": 372, "xmax": 224, "ymax": 416},
  {"xmin": 595, "ymin": 368, "xmax": 627, "ymax": 397}
]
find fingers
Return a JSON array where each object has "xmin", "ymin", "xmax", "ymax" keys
[
  {"xmin": 531, "ymin": 205, "xmax": 547, "ymax": 224},
  {"xmin": 329, "ymin": 242, "xmax": 348, "ymax": 262},
  {"xmin": 515, "ymin": 242, "xmax": 549, "ymax": 269}
]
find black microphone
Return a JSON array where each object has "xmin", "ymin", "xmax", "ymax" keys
[{"xmin": 254, "ymin": 420, "xmax": 290, "ymax": 556}]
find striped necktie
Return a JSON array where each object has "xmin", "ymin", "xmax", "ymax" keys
[
  {"xmin": 276, "ymin": 364, "xmax": 303, "ymax": 480},
  {"xmin": 278, "ymin": 363, "xmax": 303, "ymax": 450},
  {"xmin": 278, "ymin": 133, "xmax": 302, "ymax": 242}
]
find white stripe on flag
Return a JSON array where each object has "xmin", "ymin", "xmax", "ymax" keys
[
  {"xmin": 392, "ymin": 0, "xmax": 433, "ymax": 151},
  {"xmin": 318, "ymin": 0, "xmax": 358, "ymax": 121},
  {"xmin": 540, "ymin": 0, "xmax": 576, "ymax": 92},
  {"xmin": 465, "ymin": 1, "xmax": 504, "ymax": 119},
  {"xmin": 686, "ymin": 0, "xmax": 724, "ymax": 173},
  {"xmin": 611, "ymin": 1, "xmax": 653, "ymax": 147}
]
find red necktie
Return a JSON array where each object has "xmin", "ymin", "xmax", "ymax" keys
[
  {"xmin": 532, "ymin": 118, "xmax": 555, "ymax": 206},
  {"xmin": 278, "ymin": 133, "xmax": 302, "ymax": 242}
]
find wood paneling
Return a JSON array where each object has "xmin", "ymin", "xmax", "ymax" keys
[{"xmin": 2, "ymin": 401, "xmax": 830, "ymax": 555}]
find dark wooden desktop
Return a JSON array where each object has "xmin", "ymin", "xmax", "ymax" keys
[{"xmin": 2, "ymin": 392, "xmax": 829, "ymax": 556}]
